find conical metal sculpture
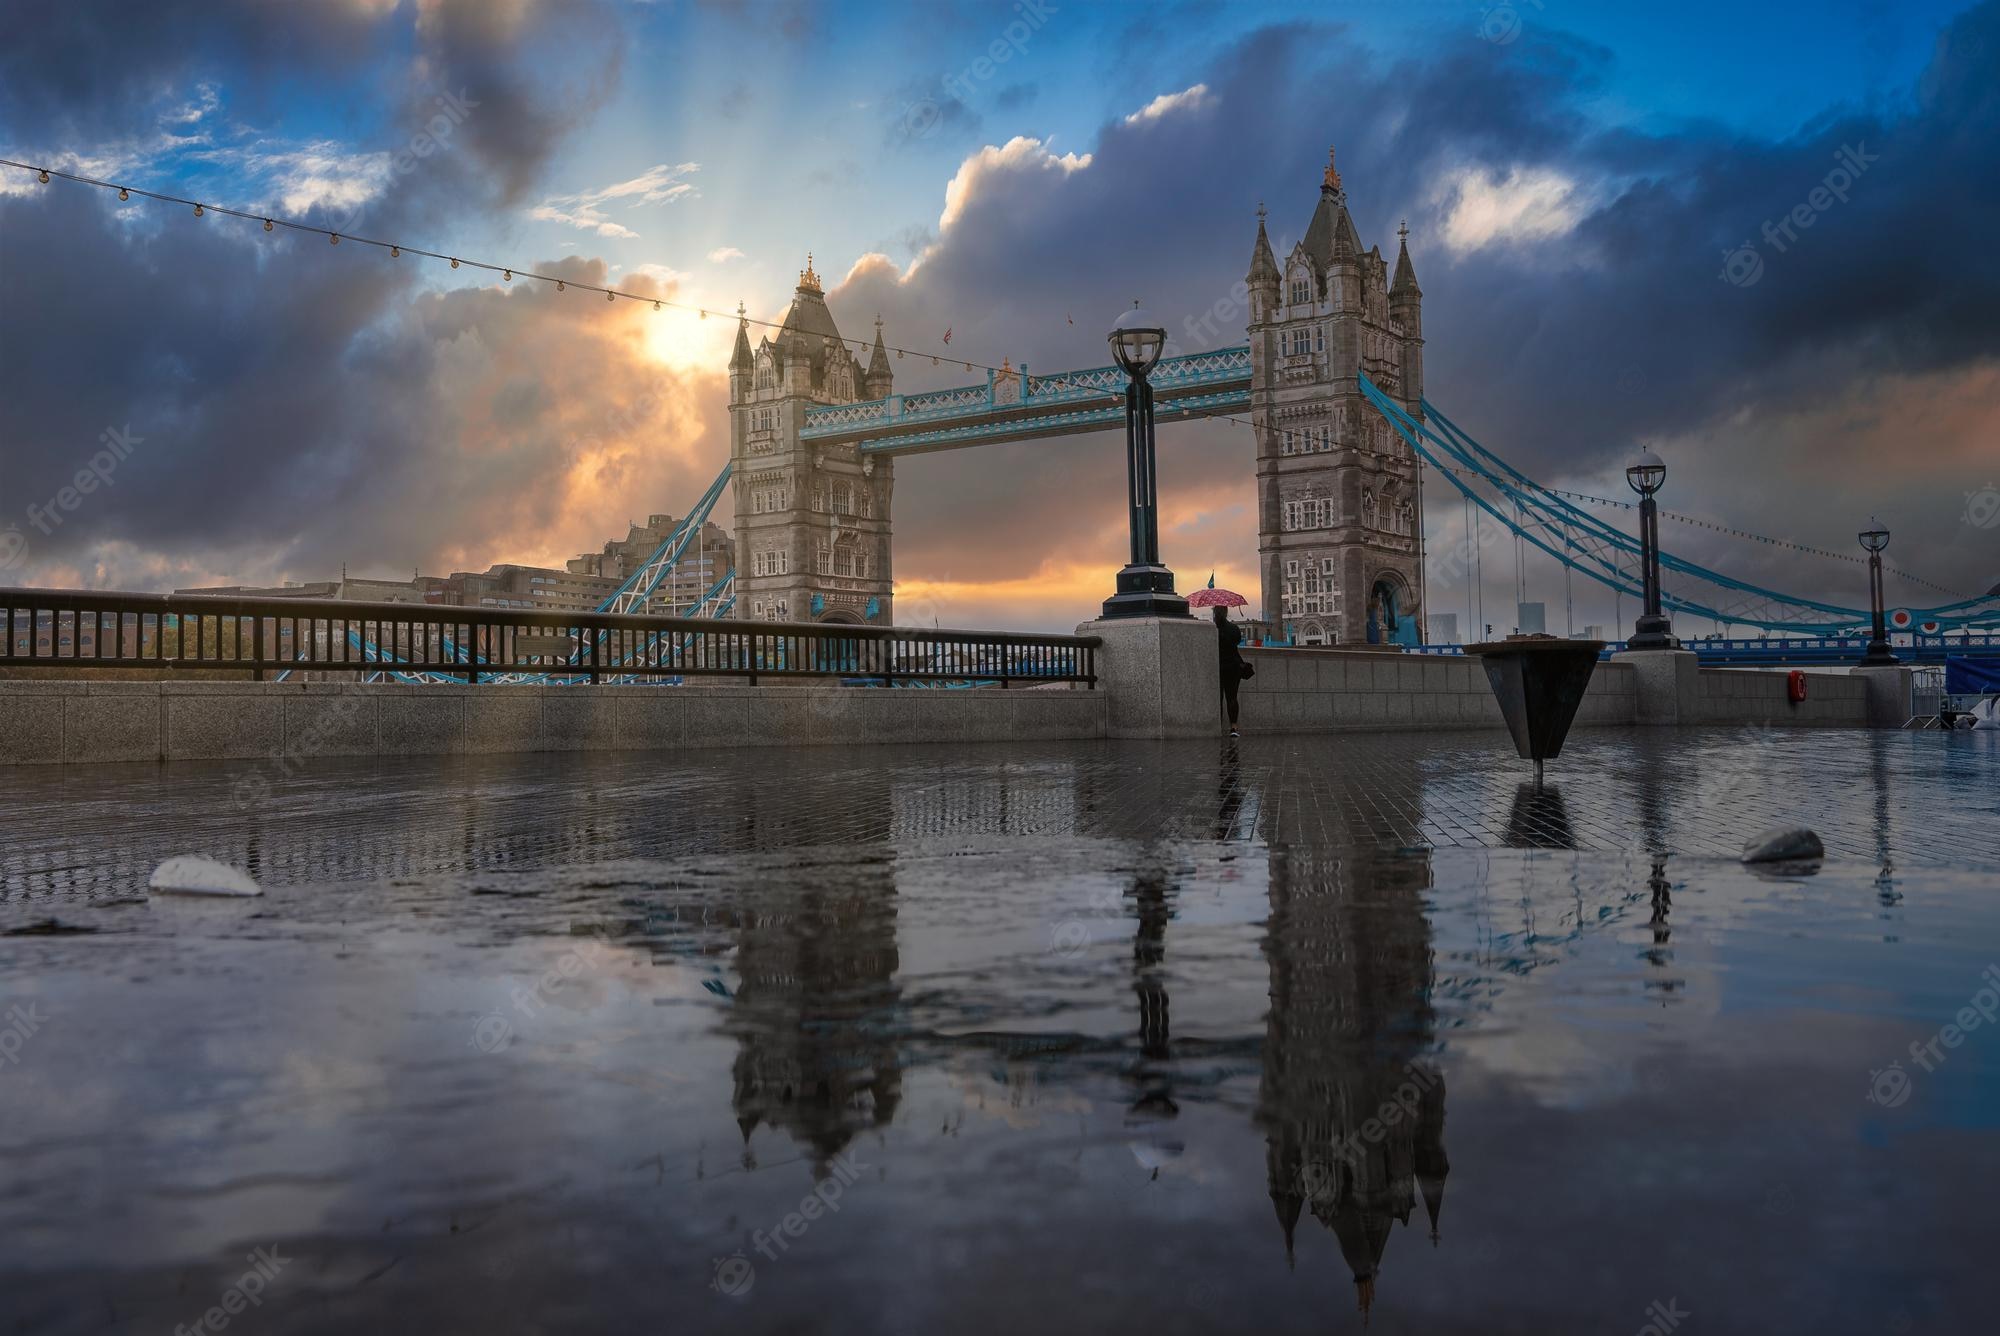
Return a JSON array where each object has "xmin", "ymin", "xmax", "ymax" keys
[{"xmin": 1465, "ymin": 636, "xmax": 1605, "ymax": 782}]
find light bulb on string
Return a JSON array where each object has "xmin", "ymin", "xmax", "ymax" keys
[
  {"xmin": 193, "ymin": 203, "xmax": 204, "ymax": 217},
  {"xmin": 557, "ymin": 280, "xmax": 565, "ymax": 292},
  {"xmin": 263, "ymin": 219, "xmax": 273, "ymax": 232},
  {"xmin": 655, "ymin": 301, "xmax": 663, "ymax": 312},
  {"xmin": 503, "ymin": 270, "xmax": 511, "ymax": 281},
  {"xmin": 606, "ymin": 290, "xmax": 614, "ymax": 302},
  {"xmin": 118, "ymin": 188, "xmax": 128, "ymax": 201},
  {"xmin": 449, "ymin": 257, "xmax": 459, "ymax": 269},
  {"xmin": 329, "ymin": 233, "xmax": 339, "ymax": 245},
  {"xmin": 37, "ymin": 169, "xmax": 49, "ymax": 184}
]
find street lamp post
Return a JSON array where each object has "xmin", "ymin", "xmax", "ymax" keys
[
  {"xmin": 1101, "ymin": 303, "xmax": 1189, "ymax": 620},
  {"xmin": 1624, "ymin": 449, "xmax": 1677, "ymax": 650},
  {"xmin": 1859, "ymin": 520, "xmax": 1897, "ymax": 665}
]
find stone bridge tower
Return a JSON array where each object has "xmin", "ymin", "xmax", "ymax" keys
[
  {"xmin": 1247, "ymin": 151, "xmax": 1426, "ymax": 645},
  {"xmin": 727, "ymin": 257, "xmax": 896, "ymax": 625}
]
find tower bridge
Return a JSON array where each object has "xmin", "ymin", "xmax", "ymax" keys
[{"xmin": 727, "ymin": 148, "xmax": 1427, "ymax": 644}]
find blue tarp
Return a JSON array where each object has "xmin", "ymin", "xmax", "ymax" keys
[{"xmin": 1944, "ymin": 657, "xmax": 2000, "ymax": 695}]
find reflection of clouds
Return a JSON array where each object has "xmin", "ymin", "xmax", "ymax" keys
[{"xmin": 946, "ymin": 1059, "xmax": 1094, "ymax": 1131}]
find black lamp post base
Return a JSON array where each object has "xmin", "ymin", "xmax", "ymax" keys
[
  {"xmin": 1101, "ymin": 565, "xmax": 1189, "ymax": 620},
  {"xmin": 1627, "ymin": 614, "xmax": 1678, "ymax": 651},
  {"xmin": 1860, "ymin": 639, "xmax": 1900, "ymax": 666}
]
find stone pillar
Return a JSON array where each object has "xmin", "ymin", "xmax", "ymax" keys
[
  {"xmin": 1612, "ymin": 648, "xmax": 1699, "ymax": 725},
  {"xmin": 1850, "ymin": 664, "xmax": 1913, "ymax": 729},
  {"xmin": 1076, "ymin": 616, "xmax": 1219, "ymax": 739}
]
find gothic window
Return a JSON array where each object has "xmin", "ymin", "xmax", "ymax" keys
[
  {"xmin": 1279, "ymin": 329, "xmax": 1291, "ymax": 357},
  {"xmin": 1290, "ymin": 278, "xmax": 1310, "ymax": 306},
  {"xmin": 1316, "ymin": 324, "xmax": 1325, "ymax": 354},
  {"xmin": 861, "ymin": 487, "xmax": 873, "ymax": 518},
  {"xmin": 833, "ymin": 484, "xmax": 853, "ymax": 516},
  {"xmin": 815, "ymin": 542, "xmax": 832, "ymax": 575},
  {"xmin": 811, "ymin": 486, "xmax": 825, "ymax": 512}
]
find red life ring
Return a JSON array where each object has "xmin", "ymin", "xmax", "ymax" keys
[{"xmin": 1787, "ymin": 670, "xmax": 1808, "ymax": 703}]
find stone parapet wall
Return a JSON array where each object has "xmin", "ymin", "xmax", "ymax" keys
[
  {"xmin": 1235, "ymin": 647, "xmax": 1635, "ymax": 733},
  {"xmin": 0, "ymin": 680, "xmax": 1105, "ymax": 767}
]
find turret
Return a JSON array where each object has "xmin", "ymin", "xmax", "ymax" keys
[
  {"xmin": 728, "ymin": 301, "xmax": 754, "ymax": 403},
  {"xmin": 865, "ymin": 316, "xmax": 894, "ymax": 399},
  {"xmin": 1247, "ymin": 203, "xmax": 1280, "ymax": 324},
  {"xmin": 1390, "ymin": 221, "xmax": 1424, "ymax": 407}
]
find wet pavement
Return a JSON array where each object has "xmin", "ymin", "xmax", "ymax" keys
[{"xmin": 2, "ymin": 727, "xmax": 1997, "ymax": 1334}]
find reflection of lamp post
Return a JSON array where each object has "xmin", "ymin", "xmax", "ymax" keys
[
  {"xmin": 1101, "ymin": 303, "xmax": 1189, "ymax": 619},
  {"xmin": 1624, "ymin": 450, "xmax": 1677, "ymax": 649},
  {"xmin": 1859, "ymin": 520, "xmax": 1897, "ymax": 665}
]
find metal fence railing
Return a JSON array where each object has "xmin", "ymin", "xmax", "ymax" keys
[{"xmin": 0, "ymin": 588, "xmax": 1099, "ymax": 688}]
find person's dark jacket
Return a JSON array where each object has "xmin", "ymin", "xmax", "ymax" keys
[{"xmin": 1217, "ymin": 619, "xmax": 1246, "ymax": 682}]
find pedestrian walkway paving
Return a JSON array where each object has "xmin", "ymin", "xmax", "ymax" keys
[{"xmin": 4, "ymin": 726, "xmax": 1994, "ymax": 905}]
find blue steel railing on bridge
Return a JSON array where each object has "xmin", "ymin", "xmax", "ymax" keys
[
  {"xmin": 799, "ymin": 345, "xmax": 1252, "ymax": 448},
  {"xmin": 0, "ymin": 587, "xmax": 1099, "ymax": 687},
  {"xmin": 1408, "ymin": 634, "xmax": 2000, "ymax": 665}
]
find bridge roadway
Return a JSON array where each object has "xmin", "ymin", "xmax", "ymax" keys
[{"xmin": 798, "ymin": 345, "xmax": 1252, "ymax": 454}]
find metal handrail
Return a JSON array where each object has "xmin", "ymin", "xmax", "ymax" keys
[{"xmin": 0, "ymin": 587, "xmax": 1099, "ymax": 687}]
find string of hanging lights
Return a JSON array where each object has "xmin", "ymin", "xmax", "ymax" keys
[{"xmin": 2, "ymin": 154, "xmax": 1959, "ymax": 596}]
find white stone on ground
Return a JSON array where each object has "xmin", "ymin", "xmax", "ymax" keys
[{"xmin": 148, "ymin": 855, "xmax": 262, "ymax": 897}]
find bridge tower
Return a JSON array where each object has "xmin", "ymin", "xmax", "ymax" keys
[
  {"xmin": 727, "ymin": 257, "xmax": 896, "ymax": 625},
  {"xmin": 1247, "ymin": 151, "xmax": 1426, "ymax": 645}
]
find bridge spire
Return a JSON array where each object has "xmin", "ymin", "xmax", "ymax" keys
[
  {"xmin": 1321, "ymin": 145, "xmax": 1343, "ymax": 198},
  {"xmin": 1248, "ymin": 201, "xmax": 1279, "ymax": 288},
  {"xmin": 865, "ymin": 313, "xmax": 893, "ymax": 397},
  {"xmin": 730, "ymin": 300, "xmax": 754, "ymax": 370},
  {"xmin": 1392, "ymin": 220, "xmax": 1421, "ymax": 298}
]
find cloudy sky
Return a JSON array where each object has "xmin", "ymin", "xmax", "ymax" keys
[{"xmin": 1, "ymin": 0, "xmax": 1996, "ymax": 633}]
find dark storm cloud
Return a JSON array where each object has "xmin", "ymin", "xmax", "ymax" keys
[
  {"xmin": 0, "ymin": 0, "xmax": 388, "ymax": 137},
  {"xmin": 0, "ymin": 0, "xmax": 650, "ymax": 586},
  {"xmin": 829, "ymin": 6, "xmax": 2000, "ymax": 611}
]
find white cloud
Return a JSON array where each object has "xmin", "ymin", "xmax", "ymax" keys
[
  {"xmin": 186, "ymin": 140, "xmax": 394, "ymax": 217},
  {"xmin": 528, "ymin": 205, "xmax": 639, "ymax": 239},
  {"xmin": 1123, "ymin": 83, "xmax": 1215, "ymax": 126},
  {"xmin": 706, "ymin": 246, "xmax": 745, "ymax": 264},
  {"xmin": 530, "ymin": 162, "xmax": 701, "ymax": 239},
  {"xmin": 630, "ymin": 262, "xmax": 689, "ymax": 287},
  {"xmin": 1436, "ymin": 164, "xmax": 1590, "ymax": 253},
  {"xmin": 162, "ymin": 82, "xmax": 222, "ymax": 127},
  {"xmin": 938, "ymin": 136, "xmax": 1091, "ymax": 232}
]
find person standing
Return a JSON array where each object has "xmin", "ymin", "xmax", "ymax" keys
[{"xmin": 1214, "ymin": 606, "xmax": 1248, "ymax": 737}]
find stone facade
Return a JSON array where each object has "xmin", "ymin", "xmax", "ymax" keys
[
  {"xmin": 728, "ymin": 258, "xmax": 896, "ymax": 625},
  {"xmin": 1247, "ymin": 150, "xmax": 1426, "ymax": 646}
]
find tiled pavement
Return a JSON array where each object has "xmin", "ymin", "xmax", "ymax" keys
[{"xmin": 4, "ymin": 726, "xmax": 1996, "ymax": 905}]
